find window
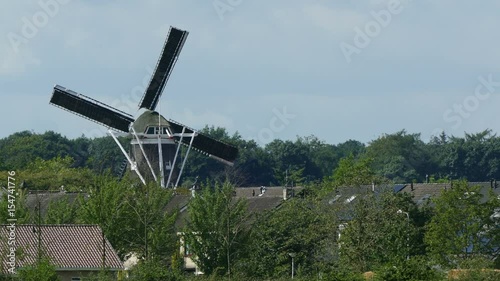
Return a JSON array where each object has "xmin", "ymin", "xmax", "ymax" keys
[
  {"xmin": 185, "ymin": 243, "xmax": 191, "ymax": 256},
  {"xmin": 71, "ymin": 278, "xmax": 81, "ymax": 281}
]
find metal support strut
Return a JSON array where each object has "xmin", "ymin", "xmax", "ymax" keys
[{"xmin": 109, "ymin": 130, "xmax": 146, "ymax": 185}]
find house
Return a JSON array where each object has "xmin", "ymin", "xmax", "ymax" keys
[
  {"xmin": 176, "ymin": 186, "xmax": 302, "ymax": 274},
  {"xmin": 399, "ymin": 181, "xmax": 500, "ymax": 206},
  {"xmin": 0, "ymin": 224, "xmax": 123, "ymax": 281}
]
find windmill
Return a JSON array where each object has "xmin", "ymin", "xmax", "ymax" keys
[{"xmin": 49, "ymin": 26, "xmax": 238, "ymax": 188}]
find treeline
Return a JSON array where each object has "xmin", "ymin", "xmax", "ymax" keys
[
  {"xmin": 2, "ymin": 176, "xmax": 500, "ymax": 280},
  {"xmin": 1, "ymin": 128, "xmax": 500, "ymax": 186}
]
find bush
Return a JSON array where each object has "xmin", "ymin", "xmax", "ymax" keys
[
  {"xmin": 17, "ymin": 257, "xmax": 59, "ymax": 281},
  {"xmin": 448, "ymin": 269, "xmax": 500, "ymax": 281},
  {"xmin": 129, "ymin": 259, "xmax": 183, "ymax": 281},
  {"xmin": 374, "ymin": 256, "xmax": 443, "ymax": 281}
]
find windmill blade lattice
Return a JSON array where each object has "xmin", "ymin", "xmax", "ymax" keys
[
  {"xmin": 168, "ymin": 119, "xmax": 238, "ymax": 165},
  {"xmin": 139, "ymin": 27, "xmax": 189, "ymax": 111},
  {"xmin": 50, "ymin": 85, "xmax": 134, "ymax": 132}
]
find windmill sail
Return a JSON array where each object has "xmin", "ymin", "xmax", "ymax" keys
[
  {"xmin": 139, "ymin": 27, "xmax": 189, "ymax": 111},
  {"xmin": 50, "ymin": 85, "xmax": 134, "ymax": 132},
  {"xmin": 168, "ymin": 119, "xmax": 238, "ymax": 165}
]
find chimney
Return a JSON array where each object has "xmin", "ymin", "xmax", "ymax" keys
[
  {"xmin": 491, "ymin": 179, "xmax": 494, "ymax": 189},
  {"xmin": 372, "ymin": 182, "xmax": 375, "ymax": 192},
  {"xmin": 410, "ymin": 182, "xmax": 414, "ymax": 191},
  {"xmin": 283, "ymin": 188, "xmax": 288, "ymax": 200}
]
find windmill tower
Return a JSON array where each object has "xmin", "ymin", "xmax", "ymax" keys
[{"xmin": 49, "ymin": 27, "xmax": 238, "ymax": 188}]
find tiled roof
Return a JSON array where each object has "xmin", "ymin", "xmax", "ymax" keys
[
  {"xmin": 400, "ymin": 182, "xmax": 500, "ymax": 205},
  {"xmin": 247, "ymin": 197, "xmax": 284, "ymax": 213},
  {"xmin": 175, "ymin": 187, "xmax": 297, "ymax": 229},
  {"xmin": 25, "ymin": 191, "xmax": 84, "ymax": 216},
  {"xmin": 0, "ymin": 224, "xmax": 123, "ymax": 273},
  {"xmin": 235, "ymin": 186, "xmax": 303, "ymax": 198}
]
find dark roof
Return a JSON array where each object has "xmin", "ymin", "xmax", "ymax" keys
[
  {"xmin": 235, "ymin": 186, "xmax": 303, "ymax": 198},
  {"xmin": 400, "ymin": 182, "xmax": 500, "ymax": 206},
  {"xmin": 165, "ymin": 194, "xmax": 190, "ymax": 213},
  {"xmin": 25, "ymin": 191, "xmax": 84, "ymax": 216},
  {"xmin": 175, "ymin": 187, "xmax": 298, "ymax": 229},
  {"xmin": 0, "ymin": 224, "xmax": 123, "ymax": 273},
  {"xmin": 247, "ymin": 197, "xmax": 284, "ymax": 213}
]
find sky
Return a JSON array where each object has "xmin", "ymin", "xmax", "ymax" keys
[{"xmin": 1, "ymin": 0, "xmax": 500, "ymax": 146}]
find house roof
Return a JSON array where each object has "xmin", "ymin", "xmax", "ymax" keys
[
  {"xmin": 0, "ymin": 224, "xmax": 123, "ymax": 273},
  {"xmin": 25, "ymin": 191, "xmax": 84, "ymax": 216},
  {"xmin": 174, "ymin": 186, "xmax": 301, "ymax": 229},
  {"xmin": 399, "ymin": 181, "xmax": 500, "ymax": 206}
]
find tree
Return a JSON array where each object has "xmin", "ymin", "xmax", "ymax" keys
[
  {"xmin": 331, "ymin": 155, "xmax": 380, "ymax": 187},
  {"xmin": 243, "ymin": 197, "xmax": 330, "ymax": 278},
  {"xmin": 86, "ymin": 135, "xmax": 128, "ymax": 175},
  {"xmin": 0, "ymin": 131, "xmax": 73, "ymax": 171},
  {"xmin": 123, "ymin": 182, "xmax": 178, "ymax": 262},
  {"xmin": 366, "ymin": 130, "xmax": 430, "ymax": 183},
  {"xmin": 425, "ymin": 180, "xmax": 500, "ymax": 268},
  {"xmin": 338, "ymin": 190, "xmax": 419, "ymax": 272},
  {"xmin": 17, "ymin": 256, "xmax": 59, "ymax": 281},
  {"xmin": 184, "ymin": 181, "xmax": 250, "ymax": 276},
  {"xmin": 443, "ymin": 130, "xmax": 500, "ymax": 181},
  {"xmin": 44, "ymin": 197, "xmax": 79, "ymax": 224},
  {"xmin": 0, "ymin": 186, "xmax": 31, "ymax": 224},
  {"xmin": 77, "ymin": 175, "xmax": 133, "ymax": 258},
  {"xmin": 23, "ymin": 156, "xmax": 94, "ymax": 191}
]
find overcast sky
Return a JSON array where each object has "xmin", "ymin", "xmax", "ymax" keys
[{"xmin": 2, "ymin": 0, "xmax": 500, "ymax": 145}]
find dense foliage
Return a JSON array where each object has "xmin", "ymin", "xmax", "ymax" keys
[
  {"xmin": 2, "ymin": 129, "xmax": 500, "ymax": 186},
  {"xmin": 2, "ymin": 128, "xmax": 500, "ymax": 280}
]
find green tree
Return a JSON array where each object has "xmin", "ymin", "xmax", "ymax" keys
[
  {"xmin": 0, "ymin": 186, "xmax": 31, "ymax": 224},
  {"xmin": 0, "ymin": 131, "xmax": 73, "ymax": 171},
  {"xmin": 77, "ymin": 175, "xmax": 133, "ymax": 258},
  {"xmin": 374, "ymin": 256, "xmax": 444, "ymax": 281},
  {"xmin": 184, "ymin": 181, "xmax": 250, "ymax": 276},
  {"xmin": 17, "ymin": 256, "xmax": 59, "ymax": 281},
  {"xmin": 129, "ymin": 258, "xmax": 182, "ymax": 281},
  {"xmin": 366, "ymin": 130, "xmax": 430, "ymax": 183},
  {"xmin": 44, "ymin": 197, "xmax": 79, "ymax": 224},
  {"xmin": 123, "ymin": 182, "xmax": 178, "ymax": 261},
  {"xmin": 86, "ymin": 135, "xmax": 128, "ymax": 175},
  {"xmin": 338, "ymin": 190, "xmax": 419, "ymax": 272},
  {"xmin": 425, "ymin": 180, "xmax": 500, "ymax": 267},
  {"xmin": 331, "ymin": 155, "xmax": 380, "ymax": 187},
  {"xmin": 243, "ymin": 197, "xmax": 330, "ymax": 278},
  {"xmin": 22, "ymin": 156, "xmax": 94, "ymax": 191}
]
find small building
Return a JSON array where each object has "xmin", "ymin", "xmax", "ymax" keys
[{"xmin": 0, "ymin": 224, "xmax": 123, "ymax": 281}]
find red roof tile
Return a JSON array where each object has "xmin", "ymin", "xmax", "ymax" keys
[{"xmin": 0, "ymin": 224, "xmax": 123, "ymax": 273}]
